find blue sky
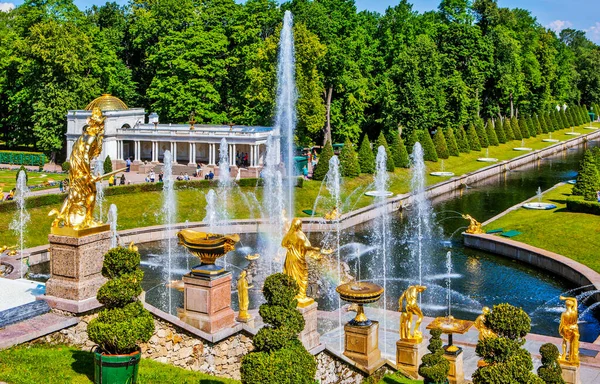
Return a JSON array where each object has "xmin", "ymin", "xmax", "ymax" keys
[{"xmin": 3, "ymin": 0, "xmax": 600, "ymax": 42}]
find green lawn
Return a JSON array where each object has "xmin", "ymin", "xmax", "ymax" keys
[
  {"xmin": 0, "ymin": 343, "xmax": 238, "ymax": 384},
  {"xmin": 0, "ymin": 124, "xmax": 598, "ymax": 248},
  {"xmin": 377, "ymin": 373, "xmax": 422, "ymax": 384},
  {"xmin": 483, "ymin": 183, "xmax": 600, "ymax": 273},
  {"xmin": 0, "ymin": 169, "xmax": 60, "ymax": 192}
]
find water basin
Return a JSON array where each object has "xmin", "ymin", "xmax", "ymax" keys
[
  {"xmin": 365, "ymin": 191, "xmax": 393, "ymax": 197},
  {"xmin": 430, "ymin": 172, "xmax": 455, "ymax": 177},
  {"xmin": 477, "ymin": 158, "xmax": 498, "ymax": 162},
  {"xmin": 522, "ymin": 202, "xmax": 557, "ymax": 210}
]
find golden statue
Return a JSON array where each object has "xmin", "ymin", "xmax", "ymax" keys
[
  {"xmin": 324, "ymin": 206, "xmax": 339, "ymax": 221},
  {"xmin": 474, "ymin": 306, "xmax": 496, "ymax": 341},
  {"xmin": 398, "ymin": 285, "xmax": 427, "ymax": 342},
  {"xmin": 559, "ymin": 296, "xmax": 580, "ymax": 365},
  {"xmin": 282, "ymin": 218, "xmax": 323, "ymax": 307},
  {"xmin": 462, "ymin": 214, "xmax": 484, "ymax": 234},
  {"xmin": 237, "ymin": 270, "xmax": 253, "ymax": 322},
  {"xmin": 49, "ymin": 107, "xmax": 123, "ymax": 233}
]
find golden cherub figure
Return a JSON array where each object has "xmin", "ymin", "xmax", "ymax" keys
[
  {"xmin": 398, "ymin": 285, "xmax": 427, "ymax": 342},
  {"xmin": 474, "ymin": 306, "xmax": 497, "ymax": 341},
  {"xmin": 462, "ymin": 214, "xmax": 484, "ymax": 234},
  {"xmin": 559, "ymin": 296, "xmax": 580, "ymax": 365},
  {"xmin": 324, "ymin": 206, "xmax": 339, "ymax": 221}
]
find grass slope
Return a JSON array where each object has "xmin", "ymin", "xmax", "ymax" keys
[
  {"xmin": 0, "ymin": 343, "xmax": 238, "ymax": 384},
  {"xmin": 484, "ymin": 183, "xmax": 600, "ymax": 272},
  {"xmin": 0, "ymin": 169, "xmax": 58, "ymax": 191}
]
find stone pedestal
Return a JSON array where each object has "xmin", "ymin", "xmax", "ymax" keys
[
  {"xmin": 44, "ymin": 230, "xmax": 110, "ymax": 313},
  {"xmin": 343, "ymin": 321, "xmax": 384, "ymax": 371},
  {"xmin": 298, "ymin": 302, "xmax": 320, "ymax": 351},
  {"xmin": 560, "ymin": 363, "xmax": 581, "ymax": 384},
  {"xmin": 443, "ymin": 350, "xmax": 465, "ymax": 384},
  {"xmin": 177, "ymin": 272, "xmax": 235, "ymax": 334},
  {"xmin": 396, "ymin": 339, "xmax": 427, "ymax": 379}
]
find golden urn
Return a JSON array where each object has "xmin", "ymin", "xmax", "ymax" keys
[
  {"xmin": 336, "ymin": 281, "xmax": 384, "ymax": 326},
  {"xmin": 177, "ymin": 229, "xmax": 240, "ymax": 276}
]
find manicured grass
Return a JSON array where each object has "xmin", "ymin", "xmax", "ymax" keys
[
  {"xmin": 483, "ymin": 183, "xmax": 600, "ymax": 273},
  {"xmin": 0, "ymin": 124, "xmax": 597, "ymax": 248},
  {"xmin": 0, "ymin": 169, "xmax": 59, "ymax": 192},
  {"xmin": 377, "ymin": 373, "xmax": 422, "ymax": 383},
  {"xmin": 0, "ymin": 343, "xmax": 238, "ymax": 384}
]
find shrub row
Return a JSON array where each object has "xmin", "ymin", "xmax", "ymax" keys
[
  {"xmin": 566, "ymin": 197, "xmax": 600, "ymax": 215},
  {"xmin": 0, "ymin": 150, "xmax": 47, "ymax": 166}
]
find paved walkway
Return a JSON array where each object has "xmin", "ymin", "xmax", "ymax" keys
[{"xmin": 0, "ymin": 312, "xmax": 78, "ymax": 350}]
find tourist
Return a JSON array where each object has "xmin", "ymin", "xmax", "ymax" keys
[
  {"xmin": 108, "ymin": 174, "xmax": 115, "ymax": 187},
  {"xmin": 303, "ymin": 165, "xmax": 309, "ymax": 180},
  {"xmin": 243, "ymin": 152, "xmax": 249, "ymax": 166},
  {"xmin": 208, "ymin": 170, "xmax": 214, "ymax": 180},
  {"xmin": 5, "ymin": 189, "xmax": 14, "ymax": 201},
  {"xmin": 177, "ymin": 172, "xmax": 184, "ymax": 181},
  {"xmin": 149, "ymin": 171, "xmax": 155, "ymax": 182},
  {"xmin": 184, "ymin": 172, "xmax": 190, "ymax": 181},
  {"xmin": 158, "ymin": 172, "xmax": 164, "ymax": 183},
  {"xmin": 59, "ymin": 179, "xmax": 63, "ymax": 193},
  {"xmin": 597, "ymin": 191, "xmax": 600, "ymax": 203},
  {"xmin": 126, "ymin": 157, "xmax": 131, "ymax": 172},
  {"xmin": 120, "ymin": 174, "xmax": 126, "ymax": 185}
]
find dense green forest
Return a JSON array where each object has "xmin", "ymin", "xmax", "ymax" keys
[{"xmin": 0, "ymin": 0, "xmax": 599, "ymax": 160}]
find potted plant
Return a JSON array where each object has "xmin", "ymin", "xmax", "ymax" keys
[
  {"xmin": 87, "ymin": 247, "xmax": 154, "ymax": 384},
  {"xmin": 418, "ymin": 328, "xmax": 450, "ymax": 384},
  {"xmin": 538, "ymin": 343, "xmax": 565, "ymax": 384}
]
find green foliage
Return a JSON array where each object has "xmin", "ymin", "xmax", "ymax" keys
[
  {"xmin": 494, "ymin": 118, "xmax": 507, "ymax": 144},
  {"xmin": 475, "ymin": 119, "xmax": 489, "ymax": 148},
  {"xmin": 433, "ymin": 129, "xmax": 449, "ymax": 159},
  {"xmin": 566, "ymin": 198, "xmax": 600, "ymax": 215},
  {"xmin": 418, "ymin": 329, "xmax": 450, "ymax": 383},
  {"xmin": 560, "ymin": 110, "xmax": 569, "ymax": 129},
  {"xmin": 406, "ymin": 130, "xmax": 419, "ymax": 154},
  {"xmin": 241, "ymin": 273, "xmax": 316, "ymax": 384},
  {"xmin": 312, "ymin": 141, "xmax": 333, "ymax": 181},
  {"xmin": 537, "ymin": 115, "xmax": 547, "ymax": 134},
  {"xmin": 467, "ymin": 124, "xmax": 481, "ymax": 151},
  {"xmin": 485, "ymin": 303, "xmax": 531, "ymax": 339},
  {"xmin": 537, "ymin": 343, "xmax": 565, "ymax": 384},
  {"xmin": 358, "ymin": 136, "xmax": 375, "ymax": 174},
  {"xmin": 391, "ymin": 133, "xmax": 410, "ymax": 168},
  {"xmin": 519, "ymin": 117, "xmax": 530, "ymax": 139},
  {"xmin": 444, "ymin": 127, "xmax": 460, "ymax": 156},
  {"xmin": 339, "ymin": 139, "xmax": 360, "ymax": 178},
  {"xmin": 455, "ymin": 126, "xmax": 471, "ymax": 153},
  {"xmin": 511, "ymin": 117, "xmax": 523, "ymax": 141},
  {"xmin": 103, "ymin": 156, "xmax": 113, "ymax": 174},
  {"xmin": 526, "ymin": 117, "xmax": 537, "ymax": 138},
  {"xmin": 15, "ymin": 166, "xmax": 27, "ymax": 183},
  {"xmin": 374, "ymin": 132, "xmax": 395, "ymax": 172},
  {"xmin": 88, "ymin": 247, "xmax": 154, "ymax": 354},
  {"xmin": 419, "ymin": 130, "xmax": 438, "ymax": 162},
  {"xmin": 573, "ymin": 150, "xmax": 600, "ymax": 201},
  {"xmin": 503, "ymin": 118, "xmax": 514, "ymax": 141},
  {"xmin": 61, "ymin": 161, "xmax": 70, "ymax": 172},
  {"xmin": 0, "ymin": 151, "xmax": 47, "ymax": 166},
  {"xmin": 486, "ymin": 119, "xmax": 499, "ymax": 146}
]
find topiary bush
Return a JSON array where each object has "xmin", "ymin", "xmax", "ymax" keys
[
  {"xmin": 503, "ymin": 118, "xmax": 514, "ymax": 141},
  {"xmin": 455, "ymin": 126, "xmax": 470, "ymax": 153},
  {"xmin": 537, "ymin": 115, "xmax": 547, "ymax": 134},
  {"xmin": 537, "ymin": 343, "xmax": 565, "ymax": 384},
  {"xmin": 494, "ymin": 118, "xmax": 507, "ymax": 144},
  {"xmin": 62, "ymin": 161, "xmax": 71, "ymax": 172},
  {"xmin": 392, "ymin": 133, "xmax": 410, "ymax": 168},
  {"xmin": 467, "ymin": 124, "xmax": 481, "ymax": 151},
  {"xmin": 511, "ymin": 117, "xmax": 522, "ymax": 140},
  {"xmin": 240, "ymin": 273, "xmax": 317, "ymax": 384},
  {"xmin": 374, "ymin": 132, "xmax": 395, "ymax": 172},
  {"xmin": 87, "ymin": 247, "xmax": 154, "ymax": 355},
  {"xmin": 313, "ymin": 140, "xmax": 333, "ymax": 181},
  {"xmin": 433, "ymin": 129, "xmax": 449, "ymax": 159},
  {"xmin": 486, "ymin": 119, "xmax": 499, "ymax": 146},
  {"xmin": 339, "ymin": 138, "xmax": 360, "ymax": 177},
  {"xmin": 358, "ymin": 135, "xmax": 375, "ymax": 174},
  {"xmin": 475, "ymin": 118, "xmax": 489, "ymax": 148},
  {"xmin": 472, "ymin": 303, "xmax": 543, "ymax": 384},
  {"xmin": 15, "ymin": 165, "xmax": 28, "ymax": 183},
  {"xmin": 444, "ymin": 127, "xmax": 459, "ymax": 157},
  {"xmin": 519, "ymin": 117, "xmax": 530, "ymax": 139},
  {"xmin": 572, "ymin": 150, "xmax": 600, "ymax": 201},
  {"xmin": 103, "ymin": 155, "xmax": 113, "ymax": 174},
  {"xmin": 419, "ymin": 130, "xmax": 438, "ymax": 162},
  {"xmin": 418, "ymin": 329, "xmax": 450, "ymax": 384}
]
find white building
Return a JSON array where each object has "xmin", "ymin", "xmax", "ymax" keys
[{"xmin": 66, "ymin": 94, "xmax": 276, "ymax": 170}]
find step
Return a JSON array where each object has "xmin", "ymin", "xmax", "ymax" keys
[
  {"xmin": 0, "ymin": 312, "xmax": 78, "ymax": 350},
  {"xmin": 0, "ymin": 300, "xmax": 50, "ymax": 328}
]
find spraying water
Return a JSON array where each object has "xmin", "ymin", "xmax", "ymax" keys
[
  {"xmin": 537, "ymin": 187, "xmax": 542, "ymax": 203},
  {"xmin": 94, "ymin": 159, "xmax": 104, "ymax": 222},
  {"xmin": 108, "ymin": 204, "xmax": 118, "ymax": 248},
  {"xmin": 161, "ymin": 150, "xmax": 176, "ymax": 314},
  {"xmin": 204, "ymin": 190, "xmax": 218, "ymax": 233},
  {"xmin": 10, "ymin": 171, "xmax": 30, "ymax": 278},
  {"xmin": 217, "ymin": 138, "xmax": 232, "ymax": 224},
  {"xmin": 446, "ymin": 251, "xmax": 452, "ymax": 318},
  {"xmin": 274, "ymin": 10, "xmax": 297, "ymax": 220}
]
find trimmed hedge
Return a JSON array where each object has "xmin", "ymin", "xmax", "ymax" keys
[
  {"xmin": 566, "ymin": 198, "xmax": 600, "ymax": 215},
  {"xmin": 0, "ymin": 151, "xmax": 47, "ymax": 166}
]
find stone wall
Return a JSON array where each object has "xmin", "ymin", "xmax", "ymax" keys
[{"xmin": 316, "ymin": 351, "xmax": 366, "ymax": 384}]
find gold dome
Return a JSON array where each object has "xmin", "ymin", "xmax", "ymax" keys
[{"xmin": 85, "ymin": 94, "xmax": 128, "ymax": 112}]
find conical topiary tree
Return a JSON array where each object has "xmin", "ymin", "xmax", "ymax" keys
[
  {"xmin": 560, "ymin": 109, "xmax": 569, "ymax": 129},
  {"xmin": 511, "ymin": 117, "xmax": 522, "ymax": 140},
  {"xmin": 535, "ymin": 115, "xmax": 545, "ymax": 134},
  {"xmin": 313, "ymin": 140, "xmax": 333, "ymax": 181},
  {"xmin": 486, "ymin": 119, "xmax": 499, "ymax": 146},
  {"xmin": 419, "ymin": 130, "xmax": 438, "ymax": 162},
  {"xmin": 358, "ymin": 135, "xmax": 375, "ymax": 174},
  {"xmin": 392, "ymin": 133, "xmax": 410, "ymax": 168},
  {"xmin": 495, "ymin": 118, "xmax": 507, "ymax": 144},
  {"xmin": 339, "ymin": 138, "xmax": 360, "ymax": 178},
  {"xmin": 418, "ymin": 329, "xmax": 450, "ymax": 384},
  {"xmin": 503, "ymin": 118, "xmax": 514, "ymax": 141},
  {"xmin": 475, "ymin": 118, "xmax": 489, "ymax": 148},
  {"xmin": 537, "ymin": 343, "xmax": 565, "ymax": 384},
  {"xmin": 456, "ymin": 125, "xmax": 471, "ymax": 153},
  {"xmin": 87, "ymin": 247, "xmax": 154, "ymax": 355},
  {"xmin": 467, "ymin": 123, "xmax": 481, "ymax": 151},
  {"xmin": 527, "ymin": 116, "xmax": 537, "ymax": 138},
  {"xmin": 240, "ymin": 273, "xmax": 317, "ymax": 384},
  {"xmin": 103, "ymin": 155, "xmax": 113, "ymax": 174},
  {"xmin": 406, "ymin": 129, "xmax": 419, "ymax": 154},
  {"xmin": 572, "ymin": 150, "xmax": 600, "ymax": 201},
  {"xmin": 519, "ymin": 117, "xmax": 530, "ymax": 139},
  {"xmin": 472, "ymin": 304, "xmax": 544, "ymax": 384},
  {"xmin": 433, "ymin": 129, "xmax": 449, "ymax": 159},
  {"xmin": 374, "ymin": 131, "xmax": 395, "ymax": 172},
  {"xmin": 444, "ymin": 127, "xmax": 459, "ymax": 156}
]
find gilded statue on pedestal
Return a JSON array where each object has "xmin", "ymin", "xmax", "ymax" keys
[
  {"xmin": 398, "ymin": 285, "xmax": 427, "ymax": 342},
  {"xmin": 282, "ymin": 218, "xmax": 323, "ymax": 307},
  {"xmin": 237, "ymin": 270, "xmax": 252, "ymax": 322},
  {"xmin": 324, "ymin": 206, "xmax": 339, "ymax": 221},
  {"xmin": 474, "ymin": 306, "xmax": 497, "ymax": 341},
  {"xmin": 462, "ymin": 214, "xmax": 484, "ymax": 234},
  {"xmin": 559, "ymin": 296, "xmax": 580, "ymax": 365}
]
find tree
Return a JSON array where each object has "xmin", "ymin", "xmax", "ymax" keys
[
  {"xmin": 433, "ymin": 128, "xmax": 449, "ymax": 159},
  {"xmin": 486, "ymin": 119, "xmax": 499, "ymax": 146},
  {"xmin": 358, "ymin": 136, "xmax": 375, "ymax": 174},
  {"xmin": 526, "ymin": 116, "xmax": 537, "ymax": 138},
  {"xmin": 537, "ymin": 343, "xmax": 565, "ymax": 384},
  {"xmin": 511, "ymin": 117, "xmax": 523, "ymax": 140},
  {"xmin": 312, "ymin": 140, "xmax": 333, "ymax": 181},
  {"xmin": 494, "ymin": 118, "xmax": 507, "ymax": 144},
  {"xmin": 534, "ymin": 115, "xmax": 543, "ymax": 134},
  {"xmin": 467, "ymin": 123, "xmax": 482, "ymax": 151},
  {"xmin": 240, "ymin": 274, "xmax": 316, "ymax": 384},
  {"xmin": 444, "ymin": 127, "xmax": 460, "ymax": 156},
  {"xmin": 103, "ymin": 155, "xmax": 112, "ymax": 174},
  {"xmin": 391, "ymin": 132, "xmax": 410, "ymax": 168},
  {"xmin": 418, "ymin": 329, "xmax": 450, "ymax": 383},
  {"xmin": 503, "ymin": 118, "xmax": 514, "ymax": 141},
  {"xmin": 475, "ymin": 118, "xmax": 489, "ymax": 148},
  {"xmin": 456, "ymin": 125, "xmax": 471, "ymax": 153},
  {"xmin": 374, "ymin": 131, "xmax": 395, "ymax": 172},
  {"xmin": 538, "ymin": 115, "xmax": 547, "ymax": 134},
  {"xmin": 519, "ymin": 117, "xmax": 530, "ymax": 139},
  {"xmin": 572, "ymin": 150, "xmax": 600, "ymax": 201},
  {"xmin": 339, "ymin": 138, "xmax": 360, "ymax": 177},
  {"xmin": 419, "ymin": 130, "xmax": 438, "ymax": 162}
]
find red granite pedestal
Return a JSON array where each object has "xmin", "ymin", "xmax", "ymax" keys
[
  {"xmin": 344, "ymin": 321, "xmax": 384, "ymax": 372},
  {"xmin": 298, "ymin": 301, "xmax": 320, "ymax": 351},
  {"xmin": 177, "ymin": 272, "xmax": 235, "ymax": 334}
]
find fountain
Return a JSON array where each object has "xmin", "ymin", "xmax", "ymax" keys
[
  {"xmin": 107, "ymin": 204, "xmax": 118, "ymax": 248},
  {"xmin": 430, "ymin": 159, "xmax": 455, "ymax": 177},
  {"xmin": 161, "ymin": 150, "xmax": 176, "ymax": 313},
  {"xmin": 365, "ymin": 146, "xmax": 394, "ymax": 197},
  {"xmin": 477, "ymin": 147, "xmax": 498, "ymax": 162},
  {"xmin": 9, "ymin": 170, "xmax": 30, "ymax": 278},
  {"xmin": 514, "ymin": 138, "xmax": 533, "ymax": 151},
  {"xmin": 204, "ymin": 190, "xmax": 218, "ymax": 232},
  {"xmin": 522, "ymin": 186, "xmax": 557, "ymax": 210},
  {"xmin": 217, "ymin": 138, "xmax": 231, "ymax": 223},
  {"xmin": 543, "ymin": 131, "xmax": 560, "ymax": 143},
  {"xmin": 565, "ymin": 125, "xmax": 581, "ymax": 136},
  {"xmin": 446, "ymin": 251, "xmax": 452, "ymax": 319},
  {"xmin": 93, "ymin": 159, "xmax": 105, "ymax": 222}
]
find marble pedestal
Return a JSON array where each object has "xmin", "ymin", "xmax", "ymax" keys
[
  {"xmin": 298, "ymin": 302, "xmax": 320, "ymax": 351},
  {"xmin": 344, "ymin": 321, "xmax": 384, "ymax": 371},
  {"xmin": 560, "ymin": 363, "xmax": 581, "ymax": 384},
  {"xmin": 177, "ymin": 272, "xmax": 235, "ymax": 334},
  {"xmin": 44, "ymin": 230, "xmax": 110, "ymax": 313},
  {"xmin": 396, "ymin": 339, "xmax": 427, "ymax": 379},
  {"xmin": 443, "ymin": 349, "xmax": 465, "ymax": 384}
]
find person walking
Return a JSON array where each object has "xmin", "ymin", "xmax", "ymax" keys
[
  {"xmin": 120, "ymin": 174, "xmax": 126, "ymax": 185},
  {"xmin": 108, "ymin": 174, "xmax": 115, "ymax": 187},
  {"xmin": 126, "ymin": 157, "xmax": 131, "ymax": 172}
]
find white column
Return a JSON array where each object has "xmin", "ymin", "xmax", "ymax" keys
[
  {"xmin": 250, "ymin": 145, "xmax": 254, "ymax": 167},
  {"xmin": 188, "ymin": 143, "xmax": 194, "ymax": 164},
  {"xmin": 172, "ymin": 142, "xmax": 178, "ymax": 163},
  {"xmin": 134, "ymin": 141, "xmax": 140, "ymax": 161},
  {"xmin": 119, "ymin": 141, "xmax": 124, "ymax": 160}
]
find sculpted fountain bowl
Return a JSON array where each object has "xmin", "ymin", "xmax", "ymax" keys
[
  {"xmin": 336, "ymin": 281, "xmax": 384, "ymax": 326},
  {"xmin": 522, "ymin": 202, "xmax": 557, "ymax": 210},
  {"xmin": 177, "ymin": 229, "xmax": 240, "ymax": 276}
]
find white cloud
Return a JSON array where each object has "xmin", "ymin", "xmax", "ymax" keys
[
  {"xmin": 586, "ymin": 22, "xmax": 600, "ymax": 44},
  {"xmin": 548, "ymin": 20, "xmax": 573, "ymax": 34},
  {"xmin": 0, "ymin": 2, "xmax": 14, "ymax": 12}
]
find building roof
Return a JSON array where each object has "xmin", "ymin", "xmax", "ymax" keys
[{"xmin": 85, "ymin": 94, "xmax": 128, "ymax": 112}]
